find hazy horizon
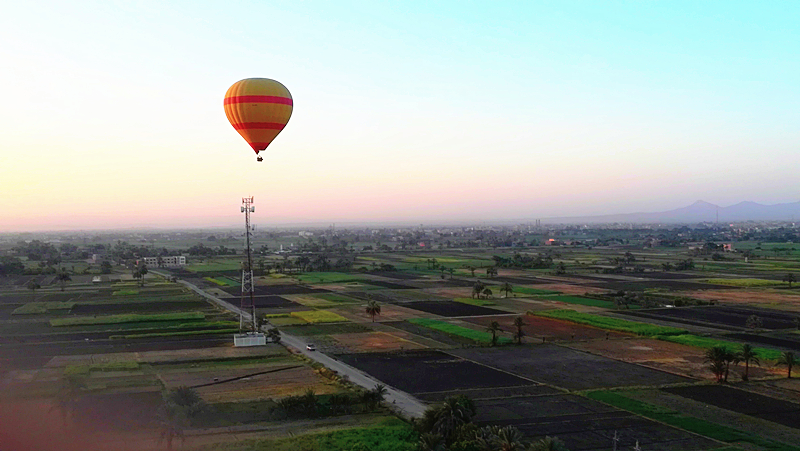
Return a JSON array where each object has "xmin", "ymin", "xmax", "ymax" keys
[{"xmin": 2, "ymin": 1, "xmax": 798, "ymax": 232}]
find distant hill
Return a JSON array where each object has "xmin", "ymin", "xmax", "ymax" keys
[{"xmin": 542, "ymin": 200, "xmax": 800, "ymax": 224}]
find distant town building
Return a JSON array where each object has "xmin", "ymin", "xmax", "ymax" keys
[{"xmin": 136, "ymin": 256, "xmax": 186, "ymax": 267}]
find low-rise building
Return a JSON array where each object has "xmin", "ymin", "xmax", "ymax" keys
[{"xmin": 136, "ymin": 256, "xmax": 186, "ymax": 267}]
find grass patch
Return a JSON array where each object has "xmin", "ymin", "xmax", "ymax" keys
[
  {"xmin": 538, "ymin": 295, "xmax": 617, "ymax": 308},
  {"xmin": 269, "ymin": 317, "xmax": 308, "ymax": 326},
  {"xmin": 112, "ymin": 289, "xmax": 139, "ymax": 296},
  {"xmin": 203, "ymin": 276, "xmax": 238, "ymax": 287},
  {"xmin": 290, "ymin": 310, "xmax": 348, "ymax": 323},
  {"xmin": 408, "ymin": 318, "xmax": 512, "ymax": 345},
  {"xmin": 110, "ymin": 328, "xmax": 238, "ymax": 339},
  {"xmin": 50, "ymin": 312, "xmax": 205, "ymax": 327},
  {"xmin": 657, "ymin": 334, "xmax": 784, "ymax": 361},
  {"xmin": 296, "ymin": 272, "xmax": 366, "ymax": 284},
  {"xmin": 64, "ymin": 361, "xmax": 141, "ymax": 376},
  {"xmin": 586, "ymin": 390, "xmax": 800, "ymax": 451},
  {"xmin": 314, "ymin": 293, "xmax": 360, "ymax": 303},
  {"xmin": 532, "ymin": 310, "xmax": 686, "ymax": 336},
  {"xmin": 514, "ymin": 286, "xmax": 561, "ymax": 296},
  {"xmin": 704, "ymin": 278, "xmax": 782, "ymax": 287},
  {"xmin": 454, "ymin": 297, "xmax": 497, "ymax": 306},
  {"xmin": 12, "ymin": 301, "xmax": 75, "ymax": 315},
  {"xmin": 198, "ymin": 417, "xmax": 416, "ymax": 451},
  {"xmin": 281, "ymin": 323, "xmax": 371, "ymax": 336}
]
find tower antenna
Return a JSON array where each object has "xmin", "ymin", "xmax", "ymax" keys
[{"xmin": 240, "ymin": 197, "xmax": 257, "ymax": 333}]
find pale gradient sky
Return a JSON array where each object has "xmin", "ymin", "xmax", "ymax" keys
[{"xmin": 1, "ymin": 1, "xmax": 798, "ymax": 231}]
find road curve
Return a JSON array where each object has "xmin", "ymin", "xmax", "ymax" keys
[{"xmin": 153, "ymin": 270, "xmax": 427, "ymax": 418}]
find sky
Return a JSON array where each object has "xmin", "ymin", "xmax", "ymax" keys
[{"xmin": 0, "ymin": 1, "xmax": 798, "ymax": 231}]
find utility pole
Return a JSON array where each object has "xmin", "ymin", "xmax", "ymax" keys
[
  {"xmin": 240, "ymin": 197, "xmax": 257, "ymax": 332},
  {"xmin": 612, "ymin": 431, "xmax": 619, "ymax": 451}
]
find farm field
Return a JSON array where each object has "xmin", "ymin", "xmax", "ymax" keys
[
  {"xmin": 618, "ymin": 305, "xmax": 800, "ymax": 330},
  {"xmin": 403, "ymin": 300, "xmax": 508, "ymax": 317},
  {"xmin": 462, "ymin": 314, "xmax": 631, "ymax": 342},
  {"xmin": 335, "ymin": 350, "xmax": 537, "ymax": 394},
  {"xmin": 449, "ymin": 345, "xmax": 692, "ymax": 390},
  {"xmin": 473, "ymin": 394, "xmax": 719, "ymax": 451},
  {"xmin": 663, "ymin": 385, "xmax": 800, "ymax": 430},
  {"xmin": 567, "ymin": 337, "xmax": 782, "ymax": 380}
]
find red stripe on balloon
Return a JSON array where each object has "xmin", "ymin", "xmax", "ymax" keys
[
  {"xmin": 232, "ymin": 122, "xmax": 286, "ymax": 131},
  {"xmin": 224, "ymin": 96, "xmax": 293, "ymax": 105}
]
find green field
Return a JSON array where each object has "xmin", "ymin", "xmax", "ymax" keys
[
  {"xmin": 185, "ymin": 261, "xmax": 243, "ymax": 272},
  {"xmin": 112, "ymin": 289, "xmax": 139, "ymax": 296},
  {"xmin": 204, "ymin": 276, "xmax": 239, "ymax": 287},
  {"xmin": 290, "ymin": 310, "xmax": 348, "ymax": 323},
  {"xmin": 704, "ymin": 278, "xmax": 783, "ymax": 287},
  {"xmin": 586, "ymin": 390, "xmax": 800, "ymax": 451},
  {"xmin": 532, "ymin": 310, "xmax": 686, "ymax": 336},
  {"xmin": 514, "ymin": 286, "xmax": 562, "ymax": 296},
  {"xmin": 538, "ymin": 295, "xmax": 617, "ymax": 308},
  {"xmin": 50, "ymin": 312, "xmax": 206, "ymax": 327},
  {"xmin": 200, "ymin": 417, "xmax": 416, "ymax": 451},
  {"xmin": 296, "ymin": 272, "xmax": 367, "ymax": 284},
  {"xmin": 408, "ymin": 318, "xmax": 512, "ymax": 344},
  {"xmin": 658, "ymin": 334, "xmax": 784, "ymax": 361},
  {"xmin": 281, "ymin": 323, "xmax": 372, "ymax": 336},
  {"xmin": 12, "ymin": 301, "xmax": 75, "ymax": 315},
  {"xmin": 454, "ymin": 297, "xmax": 497, "ymax": 306}
]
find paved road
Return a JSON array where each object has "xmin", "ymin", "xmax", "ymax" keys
[{"xmin": 156, "ymin": 271, "xmax": 428, "ymax": 418}]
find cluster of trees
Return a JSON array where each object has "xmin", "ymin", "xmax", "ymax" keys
[
  {"xmin": 661, "ymin": 259, "xmax": 695, "ymax": 271},
  {"xmin": 186, "ymin": 243, "xmax": 237, "ymax": 257},
  {"xmin": 414, "ymin": 395, "xmax": 568, "ymax": 451},
  {"xmin": 0, "ymin": 256, "xmax": 25, "ymax": 275},
  {"xmin": 492, "ymin": 253, "xmax": 553, "ymax": 270},
  {"xmin": 705, "ymin": 344, "xmax": 797, "ymax": 382}
]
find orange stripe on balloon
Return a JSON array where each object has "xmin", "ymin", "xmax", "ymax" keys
[
  {"xmin": 249, "ymin": 142, "xmax": 272, "ymax": 152},
  {"xmin": 232, "ymin": 122, "xmax": 286, "ymax": 131},
  {"xmin": 224, "ymin": 96, "xmax": 293, "ymax": 106}
]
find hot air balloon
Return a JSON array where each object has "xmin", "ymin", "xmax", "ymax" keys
[{"xmin": 224, "ymin": 78, "xmax": 293, "ymax": 162}]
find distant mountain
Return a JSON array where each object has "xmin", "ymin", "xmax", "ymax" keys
[{"xmin": 542, "ymin": 200, "xmax": 800, "ymax": 224}]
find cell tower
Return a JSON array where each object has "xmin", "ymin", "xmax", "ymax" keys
[{"xmin": 240, "ymin": 197, "xmax": 257, "ymax": 332}]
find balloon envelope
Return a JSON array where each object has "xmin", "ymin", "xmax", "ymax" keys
[{"xmin": 224, "ymin": 78, "xmax": 293, "ymax": 155}]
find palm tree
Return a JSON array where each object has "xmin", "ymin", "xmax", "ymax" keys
[
  {"xmin": 777, "ymin": 351, "xmax": 797, "ymax": 378},
  {"xmin": 372, "ymin": 383, "xmax": 388, "ymax": 406},
  {"xmin": 423, "ymin": 395, "xmax": 476, "ymax": 440},
  {"xmin": 57, "ymin": 269, "xmax": 71, "ymax": 292},
  {"xmin": 705, "ymin": 346, "xmax": 733, "ymax": 383},
  {"xmin": 26, "ymin": 279, "xmax": 41, "ymax": 299},
  {"xmin": 482, "ymin": 287, "xmax": 493, "ymax": 299},
  {"xmin": 475, "ymin": 425, "xmax": 525, "ymax": 451},
  {"xmin": 138, "ymin": 264, "xmax": 148, "ymax": 286},
  {"xmin": 500, "ymin": 282, "xmax": 513, "ymax": 298},
  {"xmin": 513, "ymin": 316, "xmax": 526, "ymax": 345},
  {"xmin": 418, "ymin": 433, "xmax": 446, "ymax": 451},
  {"xmin": 472, "ymin": 281, "xmax": 486, "ymax": 299},
  {"xmin": 528, "ymin": 436, "xmax": 569, "ymax": 451},
  {"xmin": 157, "ymin": 403, "xmax": 186, "ymax": 451},
  {"xmin": 52, "ymin": 373, "xmax": 86, "ymax": 426},
  {"xmin": 486, "ymin": 321, "xmax": 502, "ymax": 346},
  {"xmin": 736, "ymin": 343, "xmax": 760, "ymax": 381},
  {"xmin": 365, "ymin": 300, "xmax": 381, "ymax": 322},
  {"xmin": 467, "ymin": 266, "xmax": 476, "ymax": 277},
  {"xmin": 784, "ymin": 273, "xmax": 796, "ymax": 288},
  {"xmin": 448, "ymin": 268, "xmax": 455, "ymax": 279}
]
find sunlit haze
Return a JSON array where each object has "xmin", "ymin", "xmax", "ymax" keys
[{"xmin": 1, "ymin": 1, "xmax": 798, "ymax": 231}]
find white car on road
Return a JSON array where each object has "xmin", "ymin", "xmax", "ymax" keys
[{"xmin": 306, "ymin": 344, "xmax": 316, "ymax": 351}]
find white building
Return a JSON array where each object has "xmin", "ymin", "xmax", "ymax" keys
[{"xmin": 137, "ymin": 256, "xmax": 186, "ymax": 267}]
